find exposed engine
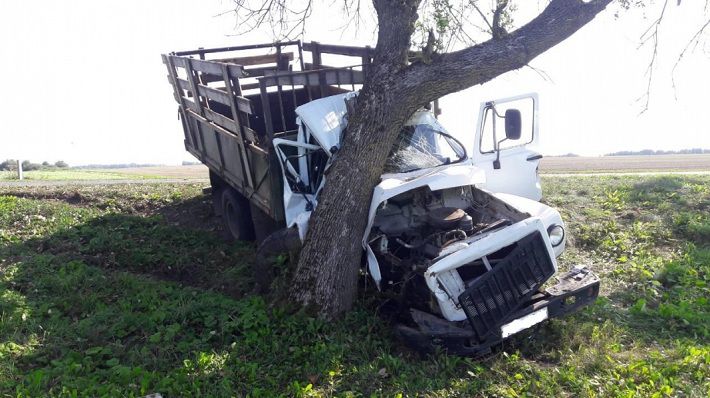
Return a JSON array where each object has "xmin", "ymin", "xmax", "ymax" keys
[{"xmin": 368, "ymin": 185, "xmax": 529, "ymax": 314}]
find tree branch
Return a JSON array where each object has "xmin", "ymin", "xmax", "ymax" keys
[
  {"xmin": 225, "ymin": 0, "xmax": 364, "ymax": 40},
  {"xmin": 400, "ymin": 0, "xmax": 613, "ymax": 106},
  {"xmin": 491, "ymin": 0, "xmax": 509, "ymax": 39},
  {"xmin": 370, "ymin": 0, "xmax": 422, "ymax": 69},
  {"xmin": 470, "ymin": 0, "xmax": 494, "ymax": 33},
  {"xmin": 672, "ymin": 16, "xmax": 710, "ymax": 99},
  {"xmin": 636, "ymin": 0, "xmax": 669, "ymax": 114}
]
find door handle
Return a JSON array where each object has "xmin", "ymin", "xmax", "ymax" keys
[{"xmin": 526, "ymin": 154, "xmax": 543, "ymax": 161}]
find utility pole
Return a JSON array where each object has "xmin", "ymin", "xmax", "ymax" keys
[{"xmin": 17, "ymin": 159, "xmax": 23, "ymax": 180}]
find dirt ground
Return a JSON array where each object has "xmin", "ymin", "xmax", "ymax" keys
[
  {"xmin": 539, "ymin": 154, "xmax": 710, "ymax": 173},
  {"xmin": 109, "ymin": 164, "xmax": 209, "ymax": 178}
]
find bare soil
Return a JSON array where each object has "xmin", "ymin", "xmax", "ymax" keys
[
  {"xmin": 539, "ymin": 154, "xmax": 710, "ymax": 173},
  {"xmin": 110, "ymin": 164, "xmax": 209, "ymax": 178}
]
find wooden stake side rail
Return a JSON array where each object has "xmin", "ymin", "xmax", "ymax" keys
[
  {"xmin": 302, "ymin": 42, "xmax": 373, "ymax": 58},
  {"xmin": 173, "ymin": 40, "xmax": 302, "ymax": 57},
  {"xmin": 162, "ymin": 41, "xmax": 374, "ymax": 222}
]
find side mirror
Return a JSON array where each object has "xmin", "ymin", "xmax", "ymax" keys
[{"xmin": 504, "ymin": 109, "xmax": 522, "ymax": 140}]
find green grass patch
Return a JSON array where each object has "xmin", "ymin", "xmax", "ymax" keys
[{"xmin": 0, "ymin": 176, "xmax": 708, "ymax": 396}]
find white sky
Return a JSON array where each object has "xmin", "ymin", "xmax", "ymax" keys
[{"xmin": 0, "ymin": 0, "xmax": 708, "ymax": 165}]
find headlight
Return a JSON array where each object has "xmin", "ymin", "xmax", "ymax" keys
[{"xmin": 547, "ymin": 224, "xmax": 565, "ymax": 247}]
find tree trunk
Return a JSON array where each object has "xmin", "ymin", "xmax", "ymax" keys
[
  {"xmin": 288, "ymin": 0, "xmax": 613, "ymax": 319},
  {"xmin": 288, "ymin": 0, "xmax": 423, "ymax": 317},
  {"xmin": 287, "ymin": 97, "xmax": 407, "ymax": 316}
]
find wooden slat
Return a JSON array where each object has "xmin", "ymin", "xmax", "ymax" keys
[
  {"xmin": 183, "ymin": 98, "xmax": 200, "ymax": 113},
  {"xmin": 172, "ymin": 41, "xmax": 300, "ymax": 56},
  {"xmin": 167, "ymin": 55, "xmax": 244, "ymax": 79},
  {"xmin": 304, "ymin": 63, "xmax": 339, "ymax": 70},
  {"xmin": 183, "ymin": 58, "xmax": 207, "ymax": 116},
  {"xmin": 240, "ymin": 82, "xmax": 262, "ymax": 91},
  {"xmin": 186, "ymin": 111, "xmax": 275, "ymax": 217},
  {"xmin": 197, "ymin": 84, "xmax": 231, "ymax": 106},
  {"xmin": 169, "ymin": 60, "xmax": 253, "ymax": 114},
  {"xmin": 260, "ymin": 68, "xmax": 364, "ymax": 88},
  {"xmin": 174, "ymin": 77, "xmax": 191, "ymax": 94},
  {"xmin": 204, "ymin": 108, "xmax": 239, "ymax": 133},
  {"xmin": 191, "ymin": 57, "xmax": 243, "ymax": 77},
  {"xmin": 164, "ymin": 55, "xmax": 187, "ymax": 108},
  {"xmin": 242, "ymin": 126, "xmax": 258, "ymax": 143},
  {"xmin": 178, "ymin": 83, "xmax": 250, "ymax": 115},
  {"xmin": 243, "ymin": 66, "xmax": 279, "ymax": 78},
  {"xmin": 235, "ymin": 96, "xmax": 252, "ymax": 115},
  {"xmin": 259, "ymin": 79, "xmax": 274, "ymax": 139},
  {"xmin": 222, "ymin": 62, "xmax": 255, "ymax": 189},
  {"xmin": 196, "ymin": 73, "xmax": 224, "ymax": 84},
  {"xmin": 213, "ymin": 52, "xmax": 293, "ymax": 67},
  {"xmin": 311, "ymin": 42, "xmax": 322, "ymax": 68},
  {"xmin": 303, "ymin": 42, "xmax": 373, "ymax": 58}
]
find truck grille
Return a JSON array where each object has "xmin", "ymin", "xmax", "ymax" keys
[{"xmin": 458, "ymin": 231, "xmax": 555, "ymax": 341}]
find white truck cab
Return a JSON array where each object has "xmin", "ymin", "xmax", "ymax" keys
[{"xmin": 272, "ymin": 92, "xmax": 598, "ymax": 356}]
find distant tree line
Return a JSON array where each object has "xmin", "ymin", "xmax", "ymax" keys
[
  {"xmin": 0, "ymin": 159, "xmax": 68, "ymax": 171},
  {"xmin": 549, "ymin": 153, "xmax": 581, "ymax": 157},
  {"xmin": 73, "ymin": 163, "xmax": 159, "ymax": 169},
  {"xmin": 606, "ymin": 148, "xmax": 710, "ymax": 156}
]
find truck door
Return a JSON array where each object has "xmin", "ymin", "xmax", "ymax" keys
[
  {"xmin": 472, "ymin": 93, "xmax": 542, "ymax": 201},
  {"xmin": 273, "ymin": 124, "xmax": 330, "ymax": 233}
]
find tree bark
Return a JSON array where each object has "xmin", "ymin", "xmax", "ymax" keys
[
  {"xmin": 289, "ymin": 0, "xmax": 612, "ymax": 319},
  {"xmin": 288, "ymin": 0, "xmax": 423, "ymax": 317}
]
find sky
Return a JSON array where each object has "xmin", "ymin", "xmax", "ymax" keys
[{"xmin": 0, "ymin": 0, "xmax": 708, "ymax": 166}]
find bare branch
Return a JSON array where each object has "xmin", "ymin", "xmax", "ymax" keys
[
  {"xmin": 491, "ymin": 0, "xmax": 510, "ymax": 39},
  {"xmin": 470, "ymin": 0, "xmax": 494, "ymax": 33},
  {"xmin": 337, "ymin": 0, "xmax": 364, "ymax": 37},
  {"xmin": 671, "ymin": 17, "xmax": 710, "ymax": 99},
  {"xmin": 636, "ymin": 0, "xmax": 670, "ymax": 114},
  {"xmin": 225, "ymin": 0, "xmax": 367, "ymax": 40},
  {"xmin": 401, "ymin": 0, "xmax": 613, "ymax": 106},
  {"xmin": 525, "ymin": 64, "xmax": 554, "ymax": 83}
]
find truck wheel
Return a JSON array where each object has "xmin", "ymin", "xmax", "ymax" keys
[
  {"xmin": 209, "ymin": 170, "xmax": 226, "ymax": 216},
  {"xmin": 211, "ymin": 186, "xmax": 224, "ymax": 216},
  {"xmin": 221, "ymin": 188, "xmax": 254, "ymax": 241}
]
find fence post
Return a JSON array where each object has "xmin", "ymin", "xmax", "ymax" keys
[{"xmin": 17, "ymin": 159, "xmax": 23, "ymax": 180}]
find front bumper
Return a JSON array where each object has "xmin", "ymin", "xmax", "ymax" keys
[{"xmin": 396, "ymin": 266, "xmax": 600, "ymax": 357}]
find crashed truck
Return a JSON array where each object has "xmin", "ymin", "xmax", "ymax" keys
[{"xmin": 162, "ymin": 41, "xmax": 599, "ymax": 356}]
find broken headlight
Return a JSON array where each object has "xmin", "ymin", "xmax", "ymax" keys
[{"xmin": 547, "ymin": 224, "xmax": 565, "ymax": 247}]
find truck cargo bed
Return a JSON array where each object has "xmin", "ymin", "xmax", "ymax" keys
[{"xmin": 163, "ymin": 41, "xmax": 373, "ymax": 223}]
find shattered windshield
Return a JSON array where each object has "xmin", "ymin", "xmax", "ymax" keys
[{"xmin": 384, "ymin": 113, "xmax": 466, "ymax": 174}]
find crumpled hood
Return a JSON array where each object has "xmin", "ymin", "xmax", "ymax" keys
[
  {"xmin": 294, "ymin": 92, "xmax": 356, "ymax": 151},
  {"xmin": 362, "ymin": 163, "xmax": 487, "ymax": 286}
]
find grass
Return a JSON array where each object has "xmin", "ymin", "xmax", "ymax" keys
[
  {"xmin": 0, "ymin": 176, "xmax": 708, "ymax": 397},
  {"xmin": 0, "ymin": 169, "xmax": 163, "ymax": 181}
]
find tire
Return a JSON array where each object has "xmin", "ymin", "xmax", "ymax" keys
[
  {"xmin": 211, "ymin": 186, "xmax": 224, "ymax": 217},
  {"xmin": 209, "ymin": 170, "xmax": 225, "ymax": 216},
  {"xmin": 221, "ymin": 188, "xmax": 255, "ymax": 241},
  {"xmin": 250, "ymin": 202, "xmax": 282, "ymax": 244}
]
